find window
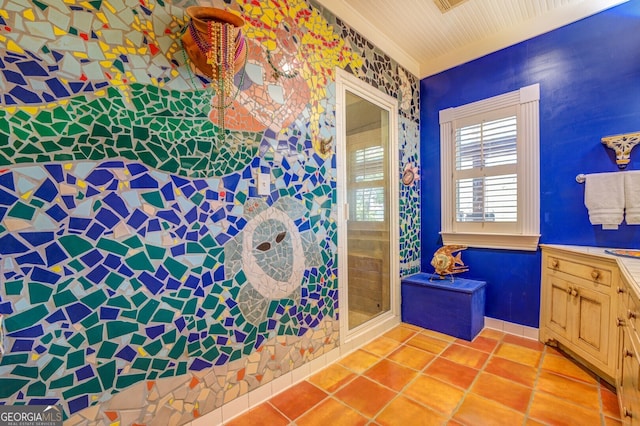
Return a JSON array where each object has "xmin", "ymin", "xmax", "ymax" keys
[
  {"xmin": 351, "ymin": 145, "xmax": 385, "ymax": 222},
  {"xmin": 439, "ymin": 84, "xmax": 540, "ymax": 251}
]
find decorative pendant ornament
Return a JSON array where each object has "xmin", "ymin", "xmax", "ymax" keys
[
  {"xmin": 181, "ymin": 7, "xmax": 247, "ymax": 141},
  {"xmin": 601, "ymin": 131, "xmax": 640, "ymax": 169},
  {"xmin": 402, "ymin": 162, "xmax": 420, "ymax": 186}
]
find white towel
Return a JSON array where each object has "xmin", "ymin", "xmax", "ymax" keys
[
  {"xmin": 625, "ymin": 171, "xmax": 640, "ymax": 224},
  {"xmin": 584, "ymin": 172, "xmax": 625, "ymax": 226}
]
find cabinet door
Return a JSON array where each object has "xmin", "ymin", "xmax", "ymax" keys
[
  {"xmin": 572, "ymin": 283, "xmax": 611, "ymax": 364},
  {"xmin": 545, "ymin": 277, "xmax": 572, "ymax": 341},
  {"xmin": 619, "ymin": 328, "xmax": 640, "ymax": 424}
]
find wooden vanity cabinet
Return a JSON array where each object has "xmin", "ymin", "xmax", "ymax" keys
[
  {"xmin": 540, "ymin": 246, "xmax": 619, "ymax": 381},
  {"xmin": 617, "ymin": 273, "xmax": 640, "ymax": 424}
]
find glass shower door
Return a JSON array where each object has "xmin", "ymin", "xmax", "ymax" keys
[{"xmin": 345, "ymin": 91, "xmax": 391, "ymax": 330}]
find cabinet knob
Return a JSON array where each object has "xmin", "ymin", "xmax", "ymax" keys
[
  {"xmin": 551, "ymin": 259, "xmax": 559, "ymax": 268},
  {"xmin": 571, "ymin": 288, "xmax": 578, "ymax": 297},
  {"xmin": 624, "ymin": 407, "xmax": 633, "ymax": 418},
  {"xmin": 590, "ymin": 270, "xmax": 600, "ymax": 280},
  {"xmin": 625, "ymin": 348, "xmax": 634, "ymax": 358},
  {"xmin": 617, "ymin": 318, "xmax": 626, "ymax": 327},
  {"xmin": 618, "ymin": 286, "xmax": 626, "ymax": 294},
  {"xmin": 566, "ymin": 286, "xmax": 572, "ymax": 295},
  {"xmin": 629, "ymin": 310, "xmax": 636, "ymax": 320}
]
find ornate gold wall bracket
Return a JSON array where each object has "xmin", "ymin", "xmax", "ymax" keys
[{"xmin": 601, "ymin": 131, "xmax": 640, "ymax": 169}]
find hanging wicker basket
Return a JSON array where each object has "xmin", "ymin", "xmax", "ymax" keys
[{"xmin": 181, "ymin": 6, "xmax": 246, "ymax": 80}]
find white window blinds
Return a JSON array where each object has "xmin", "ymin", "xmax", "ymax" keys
[
  {"xmin": 350, "ymin": 145, "xmax": 385, "ymax": 222},
  {"xmin": 454, "ymin": 111, "xmax": 518, "ymax": 223}
]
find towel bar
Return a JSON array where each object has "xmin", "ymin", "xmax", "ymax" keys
[{"xmin": 576, "ymin": 174, "xmax": 586, "ymax": 183}]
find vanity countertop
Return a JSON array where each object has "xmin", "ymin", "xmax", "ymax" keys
[{"xmin": 541, "ymin": 244, "xmax": 640, "ymax": 294}]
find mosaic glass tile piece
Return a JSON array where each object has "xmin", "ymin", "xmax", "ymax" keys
[{"xmin": 0, "ymin": 0, "xmax": 421, "ymax": 423}]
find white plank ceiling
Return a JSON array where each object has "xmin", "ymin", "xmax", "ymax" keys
[{"xmin": 316, "ymin": 0, "xmax": 629, "ymax": 78}]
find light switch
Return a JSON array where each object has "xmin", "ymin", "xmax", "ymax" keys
[{"xmin": 258, "ymin": 172, "xmax": 270, "ymax": 195}]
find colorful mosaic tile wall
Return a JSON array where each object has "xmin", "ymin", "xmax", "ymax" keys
[{"xmin": 0, "ymin": 0, "xmax": 420, "ymax": 423}]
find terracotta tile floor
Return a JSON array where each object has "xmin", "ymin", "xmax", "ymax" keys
[{"xmin": 226, "ymin": 324, "xmax": 621, "ymax": 425}]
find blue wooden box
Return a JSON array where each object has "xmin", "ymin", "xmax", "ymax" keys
[{"xmin": 401, "ymin": 273, "xmax": 486, "ymax": 341}]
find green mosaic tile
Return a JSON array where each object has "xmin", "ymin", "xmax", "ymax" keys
[
  {"xmin": 132, "ymin": 358, "xmax": 151, "ymax": 371},
  {"xmin": 11, "ymin": 365, "xmax": 38, "ymax": 379},
  {"xmin": 96, "ymin": 342, "xmax": 118, "ymax": 360},
  {"xmin": 131, "ymin": 333, "xmax": 147, "ymax": 346},
  {"xmin": 137, "ymin": 300, "xmax": 159, "ymax": 324},
  {"xmin": 5, "ymin": 280, "xmax": 23, "ymax": 296},
  {"xmin": 97, "ymin": 360, "xmax": 116, "ymax": 390},
  {"xmin": 163, "ymin": 258, "xmax": 187, "ymax": 279},
  {"xmin": 81, "ymin": 290, "xmax": 107, "ymax": 310},
  {"xmin": 26, "ymin": 381, "xmax": 46, "ymax": 397},
  {"xmin": 105, "ymin": 272, "xmax": 125, "ymax": 291},
  {"xmin": 86, "ymin": 324, "xmax": 104, "ymax": 345},
  {"xmin": 140, "ymin": 191, "xmax": 164, "ymax": 208},
  {"xmin": 62, "ymin": 377, "xmax": 102, "ymax": 399},
  {"xmin": 53, "ymin": 290, "xmax": 76, "ymax": 307},
  {"xmin": 59, "ymin": 235, "xmax": 93, "ymax": 257},
  {"xmin": 0, "ymin": 354, "xmax": 28, "ymax": 367},
  {"xmin": 167, "ymin": 336, "xmax": 186, "ymax": 359},
  {"xmin": 151, "ymin": 309, "xmax": 174, "ymax": 323},
  {"xmin": 183, "ymin": 299, "xmax": 196, "ymax": 315},
  {"xmin": 67, "ymin": 334, "xmax": 86, "ymax": 349},
  {"xmin": 49, "ymin": 344, "xmax": 70, "ymax": 357},
  {"xmin": 107, "ymin": 295, "xmax": 131, "ymax": 309},
  {"xmin": 67, "ymin": 259, "xmax": 85, "ymax": 272},
  {"xmin": 143, "ymin": 340, "xmax": 163, "ymax": 356},
  {"xmin": 145, "ymin": 244, "xmax": 166, "ymax": 260},
  {"xmin": 40, "ymin": 357, "xmax": 64, "ymax": 382},
  {"xmin": 106, "ymin": 321, "xmax": 138, "ymax": 339},
  {"xmin": 0, "ymin": 379, "xmax": 29, "ymax": 399},
  {"xmin": 125, "ymin": 252, "xmax": 154, "ymax": 271},
  {"xmin": 50, "ymin": 374, "xmax": 74, "ymax": 389},
  {"xmin": 80, "ymin": 312, "xmax": 99, "ymax": 328},
  {"xmin": 115, "ymin": 373, "xmax": 145, "ymax": 390},
  {"xmin": 186, "ymin": 242, "xmax": 205, "ymax": 254},
  {"xmin": 97, "ymin": 238, "xmax": 129, "ymax": 256},
  {"xmin": 160, "ymin": 297, "xmax": 184, "ymax": 310},
  {"xmin": 7, "ymin": 202, "xmax": 35, "ymax": 220},
  {"xmin": 131, "ymin": 292, "xmax": 147, "ymax": 307},
  {"xmin": 4, "ymin": 304, "xmax": 48, "ymax": 333}
]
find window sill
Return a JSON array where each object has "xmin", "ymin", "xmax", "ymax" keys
[{"xmin": 441, "ymin": 232, "xmax": 540, "ymax": 251}]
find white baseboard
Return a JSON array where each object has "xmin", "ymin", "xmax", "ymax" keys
[{"xmin": 484, "ymin": 316, "xmax": 539, "ymax": 341}]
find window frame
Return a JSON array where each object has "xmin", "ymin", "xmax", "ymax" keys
[{"xmin": 439, "ymin": 84, "xmax": 540, "ymax": 251}]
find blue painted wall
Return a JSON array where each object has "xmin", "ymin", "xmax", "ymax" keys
[{"xmin": 420, "ymin": 1, "xmax": 640, "ymax": 327}]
